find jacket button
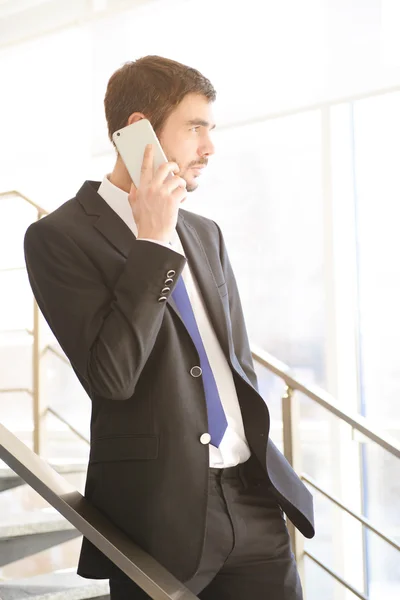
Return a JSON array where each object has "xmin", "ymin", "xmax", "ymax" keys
[
  {"xmin": 165, "ymin": 278, "xmax": 174, "ymax": 285},
  {"xmin": 166, "ymin": 270, "xmax": 176, "ymax": 278},
  {"xmin": 190, "ymin": 366, "xmax": 202, "ymax": 377},
  {"xmin": 200, "ymin": 433, "xmax": 211, "ymax": 445},
  {"xmin": 158, "ymin": 296, "xmax": 168, "ymax": 302},
  {"xmin": 161, "ymin": 287, "xmax": 170, "ymax": 294}
]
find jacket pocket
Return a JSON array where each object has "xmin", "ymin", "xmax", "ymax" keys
[{"xmin": 89, "ymin": 434, "xmax": 159, "ymax": 463}]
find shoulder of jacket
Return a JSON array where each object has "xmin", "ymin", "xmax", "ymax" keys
[
  {"xmin": 32, "ymin": 197, "xmax": 82, "ymax": 229},
  {"xmin": 27, "ymin": 196, "xmax": 81, "ymax": 235},
  {"xmin": 179, "ymin": 208, "xmax": 219, "ymax": 233}
]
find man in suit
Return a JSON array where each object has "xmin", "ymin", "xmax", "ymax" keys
[{"xmin": 24, "ymin": 56, "xmax": 314, "ymax": 600}]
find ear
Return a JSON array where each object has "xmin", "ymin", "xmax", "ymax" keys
[{"xmin": 127, "ymin": 112, "xmax": 146, "ymax": 126}]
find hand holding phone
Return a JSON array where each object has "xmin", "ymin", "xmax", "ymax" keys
[
  {"xmin": 112, "ymin": 119, "xmax": 187, "ymax": 244},
  {"xmin": 129, "ymin": 144, "xmax": 187, "ymax": 244}
]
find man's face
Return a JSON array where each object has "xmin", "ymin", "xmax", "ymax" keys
[{"xmin": 158, "ymin": 93, "xmax": 216, "ymax": 193}]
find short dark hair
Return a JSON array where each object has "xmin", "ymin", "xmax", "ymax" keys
[{"xmin": 104, "ymin": 55, "xmax": 216, "ymax": 141}]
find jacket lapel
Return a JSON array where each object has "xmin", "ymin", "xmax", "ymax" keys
[
  {"xmin": 77, "ymin": 181, "xmax": 136, "ymax": 259},
  {"xmin": 176, "ymin": 213, "xmax": 231, "ymax": 360}
]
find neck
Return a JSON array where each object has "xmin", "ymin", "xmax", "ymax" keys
[{"xmin": 108, "ymin": 157, "xmax": 132, "ymax": 193}]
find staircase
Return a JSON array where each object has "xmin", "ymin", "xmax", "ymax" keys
[
  {"xmin": 0, "ymin": 463, "xmax": 87, "ymax": 494},
  {"xmin": 0, "ymin": 510, "xmax": 79, "ymax": 567},
  {"xmin": 0, "ymin": 570, "xmax": 109, "ymax": 600},
  {"xmin": 0, "ymin": 460, "xmax": 111, "ymax": 600}
]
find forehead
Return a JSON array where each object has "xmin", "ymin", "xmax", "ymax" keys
[{"xmin": 172, "ymin": 93, "xmax": 215, "ymax": 124}]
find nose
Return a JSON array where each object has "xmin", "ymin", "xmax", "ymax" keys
[{"xmin": 198, "ymin": 135, "xmax": 215, "ymax": 158}]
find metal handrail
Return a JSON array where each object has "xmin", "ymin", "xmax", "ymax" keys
[
  {"xmin": 0, "ymin": 266, "xmax": 26, "ymax": 272},
  {"xmin": 301, "ymin": 474, "xmax": 400, "ymax": 552},
  {"xmin": 305, "ymin": 550, "xmax": 368, "ymax": 600},
  {"xmin": 0, "ymin": 190, "xmax": 48, "ymax": 216},
  {"xmin": 0, "ymin": 190, "xmax": 47, "ymax": 453},
  {"xmin": 0, "ymin": 387, "xmax": 32, "ymax": 395},
  {"xmin": 0, "ymin": 422, "xmax": 198, "ymax": 599},
  {"xmin": 0, "ymin": 328, "xmax": 32, "ymax": 336},
  {"xmin": 47, "ymin": 407, "xmax": 90, "ymax": 445},
  {"xmin": 251, "ymin": 345, "xmax": 400, "ymax": 459},
  {"xmin": 252, "ymin": 345, "xmax": 400, "ymax": 596},
  {"xmin": 41, "ymin": 343, "xmax": 71, "ymax": 366}
]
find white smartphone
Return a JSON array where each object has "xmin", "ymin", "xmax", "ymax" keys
[{"xmin": 112, "ymin": 119, "xmax": 168, "ymax": 188}]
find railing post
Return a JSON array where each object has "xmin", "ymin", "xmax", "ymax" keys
[
  {"xmin": 32, "ymin": 298, "xmax": 43, "ymax": 454},
  {"xmin": 282, "ymin": 386, "xmax": 305, "ymax": 584},
  {"xmin": 32, "ymin": 209, "xmax": 46, "ymax": 455}
]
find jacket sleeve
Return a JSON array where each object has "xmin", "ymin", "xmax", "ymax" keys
[
  {"xmin": 24, "ymin": 220, "xmax": 186, "ymax": 400},
  {"xmin": 215, "ymin": 222, "xmax": 259, "ymax": 391}
]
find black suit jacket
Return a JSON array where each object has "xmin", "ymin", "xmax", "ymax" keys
[{"xmin": 24, "ymin": 181, "xmax": 314, "ymax": 582}]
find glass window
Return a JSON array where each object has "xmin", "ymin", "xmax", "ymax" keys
[
  {"xmin": 353, "ymin": 92, "xmax": 400, "ymax": 599},
  {"xmin": 191, "ymin": 110, "xmax": 326, "ymax": 386}
]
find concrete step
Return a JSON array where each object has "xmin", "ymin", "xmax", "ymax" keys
[
  {"xmin": 0, "ymin": 510, "xmax": 80, "ymax": 567},
  {"xmin": 0, "ymin": 461, "xmax": 87, "ymax": 493},
  {"xmin": 0, "ymin": 570, "xmax": 109, "ymax": 599}
]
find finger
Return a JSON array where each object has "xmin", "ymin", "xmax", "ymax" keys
[
  {"xmin": 140, "ymin": 144, "xmax": 154, "ymax": 186},
  {"xmin": 153, "ymin": 161, "xmax": 180, "ymax": 186},
  {"xmin": 163, "ymin": 176, "xmax": 186, "ymax": 195},
  {"xmin": 170, "ymin": 185, "xmax": 187, "ymax": 204}
]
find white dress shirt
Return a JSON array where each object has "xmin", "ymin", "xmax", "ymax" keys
[{"xmin": 98, "ymin": 176, "xmax": 251, "ymax": 468}]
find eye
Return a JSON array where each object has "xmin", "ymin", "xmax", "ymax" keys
[{"xmin": 190, "ymin": 126, "xmax": 200, "ymax": 133}]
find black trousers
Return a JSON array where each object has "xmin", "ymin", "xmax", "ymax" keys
[{"xmin": 109, "ymin": 456, "xmax": 303, "ymax": 599}]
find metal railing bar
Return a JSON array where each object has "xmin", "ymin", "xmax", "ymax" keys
[
  {"xmin": 252, "ymin": 345, "xmax": 400, "ymax": 459},
  {"xmin": 302, "ymin": 474, "xmax": 400, "ymax": 552},
  {"xmin": 46, "ymin": 407, "xmax": 90, "ymax": 445},
  {"xmin": 0, "ymin": 328, "xmax": 32, "ymax": 335},
  {"xmin": 41, "ymin": 344, "xmax": 70, "ymax": 365},
  {"xmin": 0, "ymin": 387, "xmax": 32, "ymax": 395},
  {"xmin": 305, "ymin": 550, "xmax": 368, "ymax": 600},
  {"xmin": 0, "ymin": 190, "xmax": 49, "ymax": 215},
  {"xmin": 0, "ymin": 423, "xmax": 198, "ymax": 599},
  {"xmin": 0, "ymin": 266, "xmax": 26, "ymax": 273}
]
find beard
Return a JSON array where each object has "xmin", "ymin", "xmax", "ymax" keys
[
  {"xmin": 170, "ymin": 157, "xmax": 208, "ymax": 193},
  {"xmin": 185, "ymin": 179, "xmax": 198, "ymax": 193}
]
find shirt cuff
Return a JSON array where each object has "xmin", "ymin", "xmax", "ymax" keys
[{"xmin": 136, "ymin": 238, "xmax": 184, "ymax": 256}]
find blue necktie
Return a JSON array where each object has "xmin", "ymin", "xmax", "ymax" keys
[{"xmin": 172, "ymin": 276, "xmax": 228, "ymax": 446}]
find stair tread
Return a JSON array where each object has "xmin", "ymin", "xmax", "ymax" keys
[
  {"xmin": 0, "ymin": 571, "xmax": 109, "ymax": 600},
  {"xmin": 0, "ymin": 510, "xmax": 76, "ymax": 539}
]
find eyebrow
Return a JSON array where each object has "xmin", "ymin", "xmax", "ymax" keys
[{"xmin": 186, "ymin": 119, "xmax": 217, "ymax": 130}]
